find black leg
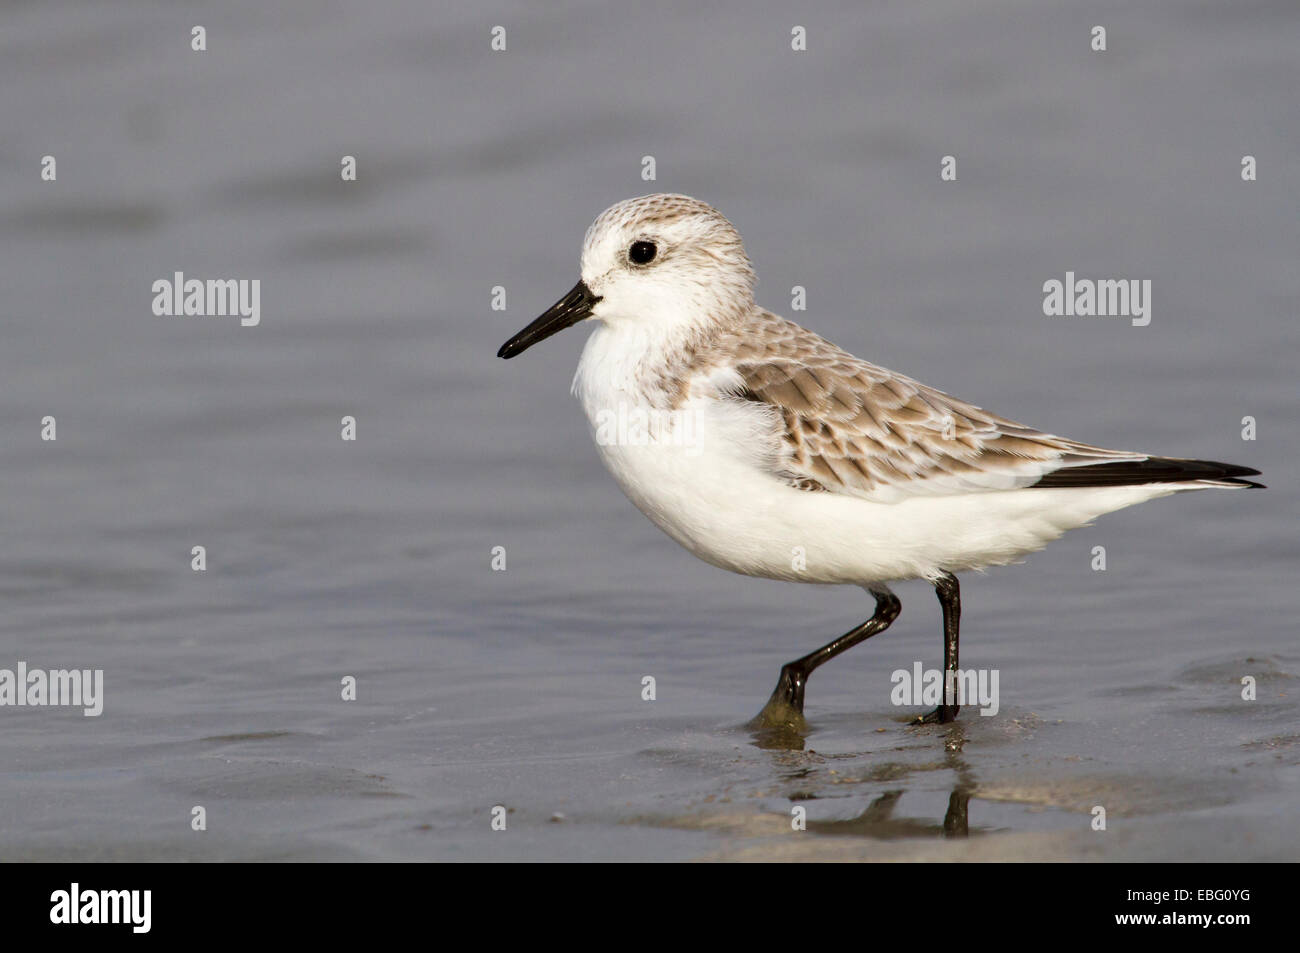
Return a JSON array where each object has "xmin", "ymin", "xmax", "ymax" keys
[
  {"xmin": 751, "ymin": 589, "xmax": 901, "ymax": 730},
  {"xmin": 912, "ymin": 571, "xmax": 961, "ymax": 724}
]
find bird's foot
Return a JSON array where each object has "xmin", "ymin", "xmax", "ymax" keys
[{"xmin": 747, "ymin": 664, "xmax": 808, "ymax": 733}]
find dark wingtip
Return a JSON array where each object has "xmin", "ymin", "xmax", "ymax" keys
[{"xmin": 1034, "ymin": 457, "xmax": 1265, "ymax": 489}]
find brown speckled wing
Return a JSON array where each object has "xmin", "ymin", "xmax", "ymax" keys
[{"xmin": 710, "ymin": 312, "xmax": 1144, "ymax": 500}]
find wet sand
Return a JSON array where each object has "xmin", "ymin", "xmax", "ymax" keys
[{"xmin": 0, "ymin": 0, "xmax": 1296, "ymax": 861}]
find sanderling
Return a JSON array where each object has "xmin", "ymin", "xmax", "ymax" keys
[{"xmin": 498, "ymin": 193, "xmax": 1262, "ymax": 729}]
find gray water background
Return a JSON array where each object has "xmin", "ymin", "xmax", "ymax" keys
[{"xmin": 0, "ymin": 0, "xmax": 1296, "ymax": 860}]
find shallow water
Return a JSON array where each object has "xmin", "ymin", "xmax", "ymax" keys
[{"xmin": 1, "ymin": 0, "xmax": 1297, "ymax": 861}]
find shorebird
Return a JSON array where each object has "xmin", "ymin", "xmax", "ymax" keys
[{"xmin": 497, "ymin": 194, "xmax": 1262, "ymax": 728}]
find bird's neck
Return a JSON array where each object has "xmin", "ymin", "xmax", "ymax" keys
[{"xmin": 572, "ymin": 312, "xmax": 733, "ymax": 416}]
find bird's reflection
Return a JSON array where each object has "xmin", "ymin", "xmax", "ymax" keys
[
  {"xmin": 803, "ymin": 787, "xmax": 972, "ymax": 839},
  {"xmin": 750, "ymin": 716, "xmax": 977, "ymax": 838}
]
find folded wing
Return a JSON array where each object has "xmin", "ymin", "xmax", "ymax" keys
[{"xmin": 708, "ymin": 313, "xmax": 1261, "ymax": 501}]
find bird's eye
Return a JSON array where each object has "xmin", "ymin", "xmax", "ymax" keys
[{"xmin": 628, "ymin": 240, "xmax": 657, "ymax": 265}]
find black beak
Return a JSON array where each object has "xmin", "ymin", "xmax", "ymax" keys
[{"xmin": 497, "ymin": 280, "xmax": 602, "ymax": 359}]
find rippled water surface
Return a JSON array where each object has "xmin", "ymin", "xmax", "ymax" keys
[{"xmin": 1, "ymin": 0, "xmax": 1297, "ymax": 861}]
